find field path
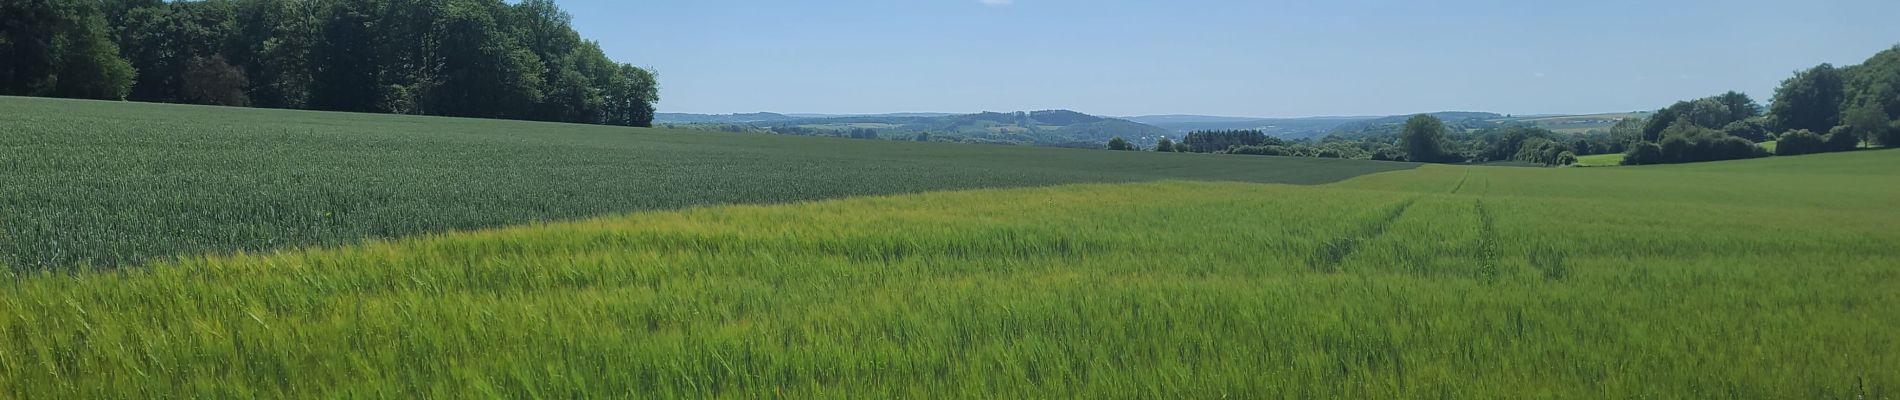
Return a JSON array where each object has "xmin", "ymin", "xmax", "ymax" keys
[{"xmin": 1306, "ymin": 196, "xmax": 1421, "ymax": 272}]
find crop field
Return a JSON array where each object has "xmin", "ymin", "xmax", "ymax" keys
[
  {"xmin": 0, "ymin": 96, "xmax": 1412, "ymax": 270},
  {"xmin": 3, "ymin": 97, "xmax": 1897, "ymax": 398},
  {"xmin": 1574, "ymin": 152, "xmax": 1625, "ymax": 166},
  {"xmin": 1495, "ymin": 112, "xmax": 1649, "ymax": 135}
]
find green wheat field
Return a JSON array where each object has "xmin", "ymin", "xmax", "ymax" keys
[{"xmin": 3, "ymin": 97, "xmax": 1897, "ymax": 398}]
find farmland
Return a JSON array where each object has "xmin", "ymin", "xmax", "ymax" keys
[
  {"xmin": 0, "ymin": 96, "xmax": 1413, "ymax": 269},
  {"xmin": 1574, "ymin": 152, "xmax": 1625, "ymax": 166},
  {"xmin": 2, "ymin": 94, "xmax": 1897, "ymax": 396}
]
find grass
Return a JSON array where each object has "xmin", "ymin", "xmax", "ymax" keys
[
  {"xmin": 3, "ymin": 144, "xmax": 1897, "ymax": 397},
  {"xmin": 0, "ymin": 96, "xmax": 1413, "ymax": 269},
  {"xmin": 1574, "ymin": 152, "xmax": 1625, "ymax": 166}
]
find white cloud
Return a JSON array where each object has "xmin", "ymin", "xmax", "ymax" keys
[{"xmin": 979, "ymin": 0, "xmax": 1013, "ymax": 5}]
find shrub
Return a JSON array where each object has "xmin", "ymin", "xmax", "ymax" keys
[
  {"xmin": 1622, "ymin": 121, "xmax": 1771, "ymax": 165},
  {"xmin": 1227, "ymin": 145, "xmax": 1292, "ymax": 156},
  {"xmin": 1553, "ymin": 151, "xmax": 1578, "ymax": 167},
  {"xmin": 1826, "ymin": 126, "xmax": 1861, "ymax": 151},
  {"xmin": 1776, "ymin": 130, "xmax": 1826, "ymax": 156},
  {"xmin": 1721, "ymin": 118, "xmax": 1774, "ymax": 143},
  {"xmin": 1887, "ymin": 120, "xmax": 1900, "ymax": 147},
  {"xmin": 1622, "ymin": 142, "xmax": 1664, "ymax": 165}
]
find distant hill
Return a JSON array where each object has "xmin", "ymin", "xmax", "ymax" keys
[
  {"xmin": 665, "ymin": 110, "xmax": 1172, "ymax": 148},
  {"xmin": 662, "ymin": 109, "xmax": 1642, "ymax": 147},
  {"xmin": 1493, "ymin": 112, "xmax": 1651, "ymax": 134},
  {"xmin": 654, "ymin": 112, "xmax": 800, "ymax": 124},
  {"xmin": 784, "ymin": 112, "xmax": 960, "ymax": 119},
  {"xmin": 1126, "ymin": 115, "xmax": 1381, "ymax": 139},
  {"xmin": 1327, "ymin": 112, "xmax": 1508, "ymax": 139}
]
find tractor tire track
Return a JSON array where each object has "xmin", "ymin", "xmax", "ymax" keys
[
  {"xmin": 1307, "ymin": 197, "xmax": 1420, "ymax": 273},
  {"xmin": 1474, "ymin": 198, "xmax": 1501, "ymax": 283},
  {"xmin": 1450, "ymin": 169, "xmax": 1470, "ymax": 194}
]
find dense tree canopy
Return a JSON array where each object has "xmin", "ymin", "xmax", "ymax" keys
[
  {"xmin": 1643, "ymin": 91, "xmax": 1760, "ymax": 142},
  {"xmin": 1770, "ymin": 64, "xmax": 1846, "ymax": 134},
  {"xmin": 0, "ymin": 0, "xmax": 135, "ymax": 99},
  {"xmin": 1181, "ymin": 130, "xmax": 1274, "ymax": 153},
  {"xmin": 1401, "ymin": 115, "xmax": 1448, "ymax": 163},
  {"xmin": 0, "ymin": 0, "xmax": 659, "ymax": 127},
  {"xmin": 1154, "ymin": 137, "xmax": 1176, "ymax": 152}
]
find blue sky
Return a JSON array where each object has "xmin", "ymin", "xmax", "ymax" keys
[{"xmin": 558, "ymin": 0, "xmax": 1900, "ymax": 117}]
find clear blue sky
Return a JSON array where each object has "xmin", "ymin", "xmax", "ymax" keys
[{"xmin": 558, "ymin": 0, "xmax": 1900, "ymax": 117}]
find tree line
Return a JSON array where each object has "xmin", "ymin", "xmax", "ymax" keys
[
  {"xmin": 1, "ymin": 0, "xmax": 658, "ymax": 126},
  {"xmin": 1120, "ymin": 44, "xmax": 1900, "ymax": 166},
  {"xmin": 1618, "ymin": 45, "xmax": 1899, "ymax": 165}
]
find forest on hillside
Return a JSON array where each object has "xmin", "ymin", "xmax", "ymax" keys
[
  {"xmin": 0, "ymin": 0, "xmax": 659, "ymax": 126},
  {"xmin": 1125, "ymin": 45, "xmax": 1900, "ymax": 166}
]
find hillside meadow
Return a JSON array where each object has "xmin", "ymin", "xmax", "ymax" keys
[
  {"xmin": 2, "ymin": 141, "xmax": 1895, "ymax": 397},
  {"xmin": 0, "ymin": 96, "xmax": 1412, "ymax": 270}
]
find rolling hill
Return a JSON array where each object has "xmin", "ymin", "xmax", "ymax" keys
[
  {"xmin": 665, "ymin": 109, "xmax": 1175, "ymax": 148},
  {"xmin": 1124, "ymin": 114, "xmax": 1381, "ymax": 138}
]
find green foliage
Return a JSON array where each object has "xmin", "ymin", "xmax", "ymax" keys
[
  {"xmin": 1226, "ymin": 144, "xmax": 1295, "ymax": 156},
  {"xmin": 1770, "ymin": 64, "xmax": 1847, "ymax": 134},
  {"xmin": 0, "ymin": 96, "xmax": 1416, "ymax": 269},
  {"xmin": 5, "ymin": 0, "xmax": 657, "ymax": 126},
  {"xmin": 1774, "ymin": 129, "xmax": 1827, "ymax": 156},
  {"xmin": 1844, "ymin": 103, "xmax": 1891, "ymax": 146},
  {"xmin": 4, "ymin": 153, "xmax": 1899, "ymax": 397},
  {"xmin": 1643, "ymin": 92, "xmax": 1759, "ymax": 141},
  {"xmin": 1514, "ymin": 137, "xmax": 1578, "ymax": 166},
  {"xmin": 1181, "ymin": 129, "xmax": 1273, "ymax": 153},
  {"xmin": 1825, "ymin": 125, "xmax": 1861, "ymax": 151},
  {"xmin": 1105, "ymin": 136, "xmax": 1133, "ymax": 150},
  {"xmin": 1623, "ymin": 121, "xmax": 1767, "ymax": 165},
  {"xmin": 1154, "ymin": 137, "xmax": 1176, "ymax": 152},
  {"xmin": 1401, "ymin": 114, "xmax": 1448, "ymax": 163},
  {"xmin": 180, "ymin": 55, "xmax": 249, "ymax": 106},
  {"xmin": 1620, "ymin": 142, "xmax": 1664, "ymax": 165},
  {"xmin": 1843, "ymin": 45, "xmax": 1900, "ymax": 131},
  {"xmin": 1608, "ymin": 116, "xmax": 1645, "ymax": 147},
  {"xmin": 1884, "ymin": 121, "xmax": 1900, "ymax": 147},
  {"xmin": 0, "ymin": 0, "xmax": 134, "ymax": 99},
  {"xmin": 1477, "ymin": 126, "xmax": 1557, "ymax": 162},
  {"xmin": 1720, "ymin": 117, "xmax": 1774, "ymax": 143}
]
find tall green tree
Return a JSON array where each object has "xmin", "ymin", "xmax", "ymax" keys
[
  {"xmin": 602, "ymin": 64, "xmax": 658, "ymax": 127},
  {"xmin": 309, "ymin": 0, "xmax": 381, "ymax": 112},
  {"xmin": 1643, "ymin": 92, "xmax": 1759, "ymax": 141},
  {"xmin": 426, "ymin": 0, "xmax": 543, "ymax": 119},
  {"xmin": 1401, "ymin": 114, "xmax": 1447, "ymax": 163},
  {"xmin": 7, "ymin": 0, "xmax": 659, "ymax": 127},
  {"xmin": 1843, "ymin": 45, "xmax": 1900, "ymax": 146},
  {"xmin": 116, "ymin": 1, "xmax": 236, "ymax": 103},
  {"xmin": 229, "ymin": 0, "xmax": 319, "ymax": 109},
  {"xmin": 1770, "ymin": 64, "xmax": 1847, "ymax": 134},
  {"xmin": 0, "ymin": 0, "xmax": 134, "ymax": 99},
  {"xmin": 1844, "ymin": 103, "xmax": 1891, "ymax": 146}
]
